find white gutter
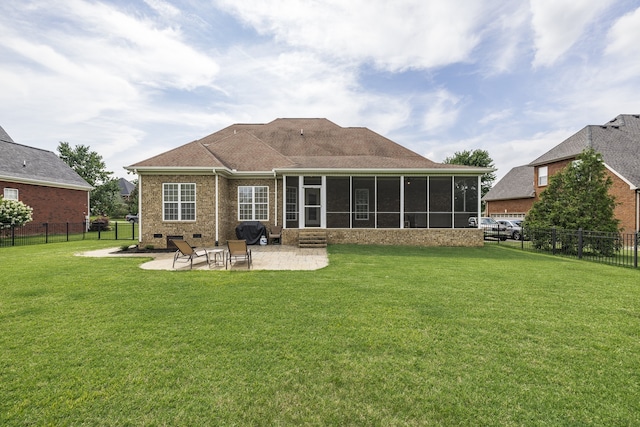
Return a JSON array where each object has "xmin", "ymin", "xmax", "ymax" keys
[{"xmin": 0, "ymin": 174, "xmax": 93, "ymax": 191}]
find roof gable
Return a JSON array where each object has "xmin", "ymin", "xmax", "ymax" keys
[
  {"xmin": 528, "ymin": 115, "xmax": 640, "ymax": 188},
  {"xmin": 0, "ymin": 131, "xmax": 91, "ymax": 190},
  {"xmin": 483, "ymin": 165, "xmax": 535, "ymax": 201}
]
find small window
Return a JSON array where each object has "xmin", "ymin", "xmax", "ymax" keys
[
  {"xmin": 355, "ymin": 189, "xmax": 369, "ymax": 220},
  {"xmin": 4, "ymin": 188, "xmax": 18, "ymax": 200},
  {"xmin": 163, "ymin": 183, "xmax": 196, "ymax": 221},
  {"xmin": 238, "ymin": 186, "xmax": 269, "ymax": 221},
  {"xmin": 538, "ymin": 166, "xmax": 548, "ymax": 186},
  {"xmin": 286, "ymin": 187, "xmax": 298, "ymax": 220}
]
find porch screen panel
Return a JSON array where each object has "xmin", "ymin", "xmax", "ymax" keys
[
  {"xmin": 404, "ymin": 177, "xmax": 427, "ymax": 228},
  {"xmin": 285, "ymin": 176, "xmax": 299, "ymax": 228},
  {"xmin": 326, "ymin": 177, "xmax": 350, "ymax": 228},
  {"xmin": 352, "ymin": 177, "xmax": 375, "ymax": 228},
  {"xmin": 429, "ymin": 176, "xmax": 452, "ymax": 228},
  {"xmin": 453, "ymin": 176, "xmax": 478, "ymax": 228},
  {"xmin": 377, "ymin": 177, "xmax": 400, "ymax": 228}
]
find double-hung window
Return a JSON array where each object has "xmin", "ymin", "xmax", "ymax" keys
[
  {"xmin": 238, "ymin": 186, "xmax": 268, "ymax": 221},
  {"xmin": 538, "ymin": 166, "xmax": 548, "ymax": 186},
  {"xmin": 163, "ymin": 183, "xmax": 196, "ymax": 221}
]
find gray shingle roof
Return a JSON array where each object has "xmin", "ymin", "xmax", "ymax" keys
[
  {"xmin": 118, "ymin": 178, "xmax": 135, "ymax": 197},
  {"xmin": 0, "ymin": 125, "xmax": 15, "ymax": 143},
  {"xmin": 529, "ymin": 114, "xmax": 640, "ymax": 188},
  {"xmin": 129, "ymin": 118, "xmax": 480, "ymax": 173},
  {"xmin": 483, "ymin": 165, "xmax": 535, "ymax": 201},
  {"xmin": 0, "ymin": 127, "xmax": 92, "ymax": 190}
]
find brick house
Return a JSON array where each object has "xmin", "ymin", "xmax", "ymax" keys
[
  {"xmin": 484, "ymin": 114, "xmax": 640, "ymax": 232},
  {"xmin": 126, "ymin": 118, "xmax": 490, "ymax": 248},
  {"xmin": 0, "ymin": 125, "xmax": 92, "ymax": 224}
]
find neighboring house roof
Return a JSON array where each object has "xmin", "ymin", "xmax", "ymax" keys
[
  {"xmin": 0, "ymin": 125, "xmax": 15, "ymax": 143},
  {"xmin": 483, "ymin": 165, "xmax": 535, "ymax": 201},
  {"xmin": 118, "ymin": 178, "xmax": 135, "ymax": 197},
  {"xmin": 128, "ymin": 118, "xmax": 484, "ymax": 174},
  {"xmin": 0, "ymin": 126, "xmax": 92, "ymax": 190},
  {"xmin": 529, "ymin": 114, "xmax": 640, "ymax": 188}
]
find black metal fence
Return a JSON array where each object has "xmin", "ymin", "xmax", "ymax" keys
[
  {"xmin": 0, "ymin": 221, "xmax": 138, "ymax": 247},
  {"xmin": 484, "ymin": 226, "xmax": 639, "ymax": 269}
]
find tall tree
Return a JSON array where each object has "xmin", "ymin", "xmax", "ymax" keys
[
  {"xmin": 443, "ymin": 149, "xmax": 496, "ymax": 199},
  {"xmin": 57, "ymin": 142, "xmax": 120, "ymax": 216},
  {"xmin": 526, "ymin": 148, "xmax": 619, "ymax": 232}
]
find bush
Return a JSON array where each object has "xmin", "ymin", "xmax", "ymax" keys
[
  {"xmin": 89, "ymin": 216, "xmax": 111, "ymax": 231},
  {"xmin": 0, "ymin": 198, "xmax": 33, "ymax": 227}
]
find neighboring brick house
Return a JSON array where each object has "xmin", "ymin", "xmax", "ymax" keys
[
  {"xmin": 483, "ymin": 165, "xmax": 535, "ymax": 219},
  {"xmin": 484, "ymin": 114, "xmax": 640, "ymax": 232},
  {"xmin": 0, "ymin": 125, "xmax": 92, "ymax": 224},
  {"xmin": 126, "ymin": 118, "xmax": 490, "ymax": 248}
]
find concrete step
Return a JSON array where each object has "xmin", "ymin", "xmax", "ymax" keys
[{"xmin": 299, "ymin": 230, "xmax": 327, "ymax": 248}]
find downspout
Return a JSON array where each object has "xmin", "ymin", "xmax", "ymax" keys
[
  {"xmin": 136, "ymin": 170, "xmax": 142, "ymax": 243},
  {"xmin": 215, "ymin": 172, "xmax": 219, "ymax": 246},
  {"xmin": 637, "ymin": 190, "xmax": 640, "ymax": 232}
]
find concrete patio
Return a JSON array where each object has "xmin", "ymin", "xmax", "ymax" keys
[{"xmin": 78, "ymin": 244, "xmax": 328, "ymax": 271}]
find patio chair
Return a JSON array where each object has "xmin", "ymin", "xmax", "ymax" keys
[
  {"xmin": 226, "ymin": 239, "xmax": 252, "ymax": 269},
  {"xmin": 268, "ymin": 225, "xmax": 282, "ymax": 244},
  {"xmin": 171, "ymin": 239, "xmax": 210, "ymax": 269}
]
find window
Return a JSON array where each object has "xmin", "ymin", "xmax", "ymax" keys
[
  {"xmin": 4, "ymin": 188, "xmax": 18, "ymax": 200},
  {"xmin": 238, "ymin": 186, "xmax": 268, "ymax": 221},
  {"xmin": 355, "ymin": 188, "xmax": 369, "ymax": 220},
  {"xmin": 538, "ymin": 166, "xmax": 548, "ymax": 186},
  {"xmin": 163, "ymin": 183, "xmax": 196, "ymax": 221},
  {"xmin": 286, "ymin": 187, "xmax": 298, "ymax": 220}
]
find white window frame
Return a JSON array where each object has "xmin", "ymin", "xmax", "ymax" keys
[
  {"xmin": 163, "ymin": 183, "xmax": 196, "ymax": 221},
  {"xmin": 238, "ymin": 186, "xmax": 269, "ymax": 221},
  {"xmin": 4, "ymin": 188, "xmax": 18, "ymax": 201},
  {"xmin": 355, "ymin": 188, "xmax": 369, "ymax": 220},
  {"xmin": 538, "ymin": 166, "xmax": 548, "ymax": 186}
]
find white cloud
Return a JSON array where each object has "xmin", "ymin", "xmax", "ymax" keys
[
  {"xmin": 421, "ymin": 89, "xmax": 462, "ymax": 134},
  {"xmin": 530, "ymin": 0, "xmax": 614, "ymax": 67},
  {"xmin": 215, "ymin": 0, "xmax": 494, "ymax": 71}
]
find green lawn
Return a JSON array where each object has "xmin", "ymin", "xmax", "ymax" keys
[{"xmin": 1, "ymin": 242, "xmax": 639, "ymax": 426}]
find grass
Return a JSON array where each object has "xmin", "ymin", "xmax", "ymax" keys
[{"xmin": 1, "ymin": 241, "xmax": 639, "ymax": 425}]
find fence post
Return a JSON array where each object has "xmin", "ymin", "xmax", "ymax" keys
[
  {"xmin": 45, "ymin": 223, "xmax": 49, "ymax": 244},
  {"xmin": 635, "ymin": 232, "xmax": 638, "ymax": 269},
  {"xmin": 132, "ymin": 221, "xmax": 135, "ymax": 240},
  {"xmin": 11, "ymin": 224, "xmax": 15, "ymax": 247},
  {"xmin": 98, "ymin": 222, "xmax": 102, "ymax": 240},
  {"xmin": 577, "ymin": 228, "xmax": 583, "ymax": 259},
  {"xmin": 115, "ymin": 221, "xmax": 118, "ymax": 240},
  {"xmin": 552, "ymin": 227, "xmax": 557, "ymax": 255},
  {"xmin": 66, "ymin": 222, "xmax": 69, "ymax": 241}
]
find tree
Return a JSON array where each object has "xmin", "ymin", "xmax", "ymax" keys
[
  {"xmin": 525, "ymin": 148, "xmax": 620, "ymax": 254},
  {"xmin": 57, "ymin": 142, "xmax": 120, "ymax": 216},
  {"xmin": 443, "ymin": 149, "xmax": 496, "ymax": 199},
  {"xmin": 0, "ymin": 197, "xmax": 33, "ymax": 226}
]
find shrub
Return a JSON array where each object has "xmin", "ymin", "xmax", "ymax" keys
[{"xmin": 0, "ymin": 197, "xmax": 34, "ymax": 227}]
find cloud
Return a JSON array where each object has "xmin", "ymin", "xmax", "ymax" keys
[
  {"xmin": 530, "ymin": 0, "xmax": 614, "ymax": 67},
  {"xmin": 215, "ymin": 0, "xmax": 495, "ymax": 71}
]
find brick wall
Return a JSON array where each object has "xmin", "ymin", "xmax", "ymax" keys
[
  {"xmin": 282, "ymin": 228, "xmax": 484, "ymax": 247},
  {"xmin": 1, "ymin": 180, "xmax": 88, "ymax": 223},
  {"xmin": 139, "ymin": 174, "xmax": 217, "ymax": 248},
  {"xmin": 485, "ymin": 198, "xmax": 534, "ymax": 218},
  {"xmin": 608, "ymin": 171, "xmax": 637, "ymax": 232}
]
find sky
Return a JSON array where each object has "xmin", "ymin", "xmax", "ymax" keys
[{"xmin": 2, "ymin": 0, "xmax": 640, "ymax": 183}]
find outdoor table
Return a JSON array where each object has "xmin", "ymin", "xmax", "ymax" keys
[{"xmin": 208, "ymin": 248, "xmax": 225, "ymax": 267}]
